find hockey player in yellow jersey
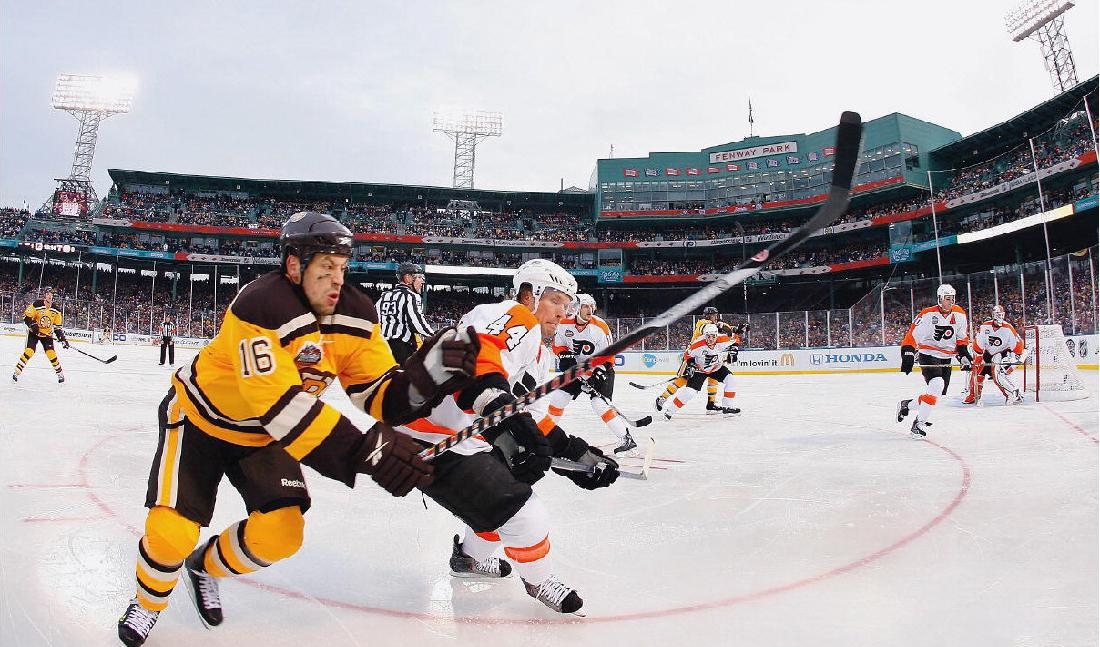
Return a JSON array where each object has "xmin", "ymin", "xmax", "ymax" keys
[
  {"xmin": 12, "ymin": 286, "xmax": 69, "ymax": 383},
  {"xmin": 117, "ymin": 212, "xmax": 481, "ymax": 647},
  {"xmin": 398, "ymin": 258, "xmax": 620, "ymax": 615},
  {"xmin": 655, "ymin": 306, "xmax": 743, "ymax": 414}
]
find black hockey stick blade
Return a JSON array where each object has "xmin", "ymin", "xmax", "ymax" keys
[
  {"xmin": 628, "ymin": 414, "xmax": 653, "ymax": 428},
  {"xmin": 70, "ymin": 345, "xmax": 118, "ymax": 364},
  {"xmin": 418, "ymin": 112, "xmax": 861, "ymax": 461},
  {"xmin": 629, "ymin": 377, "xmax": 675, "ymax": 390}
]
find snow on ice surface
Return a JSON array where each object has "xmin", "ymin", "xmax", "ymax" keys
[{"xmin": 0, "ymin": 336, "xmax": 1096, "ymax": 647}]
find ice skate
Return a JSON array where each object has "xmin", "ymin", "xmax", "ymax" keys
[
  {"xmin": 11, "ymin": 373, "xmax": 17, "ymax": 383},
  {"xmin": 910, "ymin": 419, "xmax": 930, "ymax": 439},
  {"xmin": 117, "ymin": 598, "xmax": 160, "ymax": 647},
  {"xmin": 654, "ymin": 395, "xmax": 667, "ymax": 412},
  {"xmin": 706, "ymin": 401, "xmax": 722, "ymax": 415},
  {"xmin": 57, "ymin": 372, "xmax": 65, "ymax": 383},
  {"xmin": 183, "ymin": 539, "xmax": 223, "ymax": 628},
  {"xmin": 449, "ymin": 534, "xmax": 511, "ymax": 578},
  {"xmin": 612, "ymin": 432, "xmax": 637, "ymax": 454},
  {"xmin": 722, "ymin": 406, "xmax": 740, "ymax": 415},
  {"xmin": 1010, "ymin": 389, "xmax": 1024, "ymax": 404},
  {"xmin": 896, "ymin": 399, "xmax": 912, "ymax": 422},
  {"xmin": 523, "ymin": 574, "xmax": 584, "ymax": 615}
]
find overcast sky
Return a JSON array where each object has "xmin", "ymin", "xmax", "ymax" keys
[{"xmin": 1, "ymin": 0, "xmax": 1097, "ymax": 209}]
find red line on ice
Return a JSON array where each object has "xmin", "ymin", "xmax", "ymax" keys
[
  {"xmin": 1039, "ymin": 403, "xmax": 1099, "ymax": 444},
  {"xmin": 85, "ymin": 433, "xmax": 970, "ymax": 625}
]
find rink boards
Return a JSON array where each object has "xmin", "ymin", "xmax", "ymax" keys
[{"xmin": 2, "ymin": 323, "xmax": 1097, "ymax": 375}]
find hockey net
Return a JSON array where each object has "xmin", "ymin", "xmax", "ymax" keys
[{"xmin": 1022, "ymin": 325, "xmax": 1089, "ymax": 401}]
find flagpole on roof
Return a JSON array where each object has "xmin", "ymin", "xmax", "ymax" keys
[{"xmin": 748, "ymin": 97, "xmax": 754, "ymax": 138}]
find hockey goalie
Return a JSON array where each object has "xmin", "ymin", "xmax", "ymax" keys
[{"xmin": 963, "ymin": 305, "xmax": 1027, "ymax": 405}]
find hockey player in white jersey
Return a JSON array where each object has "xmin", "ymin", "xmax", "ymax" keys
[
  {"xmin": 964, "ymin": 305, "xmax": 1027, "ymax": 405},
  {"xmin": 661, "ymin": 323, "xmax": 739, "ymax": 420},
  {"xmin": 897, "ymin": 284, "xmax": 972, "ymax": 438},
  {"xmin": 397, "ymin": 259, "xmax": 620, "ymax": 615},
  {"xmin": 546, "ymin": 294, "xmax": 637, "ymax": 454}
]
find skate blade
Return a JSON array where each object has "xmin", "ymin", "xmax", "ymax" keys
[
  {"xmin": 450, "ymin": 570, "xmax": 510, "ymax": 579},
  {"xmin": 182, "ymin": 576, "xmax": 216, "ymax": 630}
]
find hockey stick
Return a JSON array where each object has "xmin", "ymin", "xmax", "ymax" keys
[
  {"xmin": 579, "ymin": 379, "xmax": 653, "ymax": 427},
  {"xmin": 629, "ymin": 377, "xmax": 676, "ymax": 390},
  {"xmin": 418, "ymin": 111, "xmax": 861, "ymax": 462},
  {"xmin": 551, "ymin": 436, "xmax": 655, "ymax": 480},
  {"xmin": 69, "ymin": 345, "xmax": 118, "ymax": 364}
]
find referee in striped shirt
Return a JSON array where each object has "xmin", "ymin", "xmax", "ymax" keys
[{"xmin": 377, "ymin": 263, "xmax": 434, "ymax": 363}]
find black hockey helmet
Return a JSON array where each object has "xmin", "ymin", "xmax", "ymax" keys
[
  {"xmin": 396, "ymin": 262, "xmax": 423, "ymax": 279},
  {"xmin": 279, "ymin": 212, "xmax": 353, "ymax": 270},
  {"xmin": 703, "ymin": 306, "xmax": 719, "ymax": 315}
]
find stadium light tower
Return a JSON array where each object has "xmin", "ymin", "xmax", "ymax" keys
[
  {"xmin": 432, "ymin": 110, "xmax": 502, "ymax": 189},
  {"xmin": 50, "ymin": 73, "xmax": 137, "ymax": 213},
  {"xmin": 1005, "ymin": 0, "xmax": 1079, "ymax": 93}
]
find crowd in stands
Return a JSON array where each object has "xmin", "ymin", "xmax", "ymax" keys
[
  {"xmin": 0, "ymin": 208, "xmax": 29, "ymax": 238},
  {"xmin": 627, "ymin": 241, "xmax": 889, "ymax": 276},
  {"xmin": 939, "ymin": 112, "xmax": 1095, "ymax": 201},
  {"xmin": 2, "ymin": 248, "xmax": 1095, "ymax": 349},
  {"xmin": 22, "ymin": 227, "xmax": 97, "ymax": 246},
  {"xmin": 937, "ymin": 182, "xmax": 1094, "ymax": 237},
  {"xmin": 100, "ymin": 190, "xmax": 593, "ymax": 242}
]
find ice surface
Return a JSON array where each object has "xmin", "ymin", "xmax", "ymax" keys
[{"xmin": 1, "ymin": 337, "xmax": 1096, "ymax": 646}]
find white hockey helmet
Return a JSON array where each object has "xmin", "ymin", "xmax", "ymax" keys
[
  {"xmin": 513, "ymin": 259, "xmax": 578, "ymax": 304},
  {"xmin": 936, "ymin": 283, "xmax": 956, "ymax": 306},
  {"xmin": 702, "ymin": 322, "xmax": 720, "ymax": 344},
  {"xmin": 992, "ymin": 304, "xmax": 1006, "ymax": 324}
]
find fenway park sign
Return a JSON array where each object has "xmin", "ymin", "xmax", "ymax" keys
[{"xmin": 709, "ymin": 141, "xmax": 798, "ymax": 164}]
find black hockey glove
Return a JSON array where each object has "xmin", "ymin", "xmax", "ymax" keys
[
  {"xmin": 726, "ymin": 347, "xmax": 739, "ymax": 363},
  {"xmin": 404, "ymin": 326, "xmax": 479, "ymax": 407},
  {"xmin": 684, "ymin": 364, "xmax": 696, "ymax": 379},
  {"xmin": 900, "ymin": 345, "xmax": 916, "ymax": 374},
  {"xmin": 62, "ymin": 339, "xmax": 70, "ymax": 349},
  {"xmin": 481, "ymin": 395, "xmax": 552, "ymax": 485},
  {"xmin": 956, "ymin": 344, "xmax": 973, "ymax": 373},
  {"xmin": 557, "ymin": 350, "xmax": 577, "ymax": 371},
  {"xmin": 354, "ymin": 422, "xmax": 433, "ymax": 497},
  {"xmin": 587, "ymin": 362, "xmax": 610, "ymax": 392},
  {"xmin": 982, "ymin": 350, "xmax": 993, "ymax": 364},
  {"xmin": 552, "ymin": 435, "xmax": 619, "ymax": 490}
]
